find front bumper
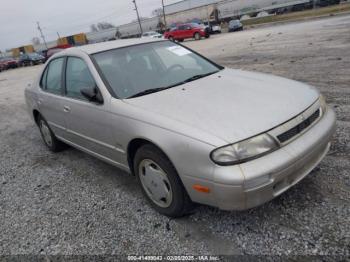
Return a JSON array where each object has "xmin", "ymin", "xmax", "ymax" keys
[
  {"xmin": 33, "ymin": 60, "xmax": 44, "ymax": 64},
  {"xmin": 212, "ymin": 106, "xmax": 336, "ymax": 210},
  {"xmin": 7, "ymin": 63, "xmax": 18, "ymax": 68}
]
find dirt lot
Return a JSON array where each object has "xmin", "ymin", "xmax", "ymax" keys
[{"xmin": 0, "ymin": 14, "xmax": 349, "ymax": 256}]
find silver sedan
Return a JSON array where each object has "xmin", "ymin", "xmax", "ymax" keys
[{"xmin": 25, "ymin": 39, "xmax": 336, "ymax": 217}]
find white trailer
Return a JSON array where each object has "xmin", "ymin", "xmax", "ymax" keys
[
  {"xmin": 117, "ymin": 17, "xmax": 160, "ymax": 38},
  {"xmin": 165, "ymin": 0, "xmax": 218, "ymax": 14},
  {"xmin": 165, "ymin": 4, "xmax": 217, "ymax": 25},
  {"xmin": 86, "ymin": 28, "xmax": 117, "ymax": 43},
  {"xmin": 217, "ymin": 0, "xmax": 312, "ymax": 19}
]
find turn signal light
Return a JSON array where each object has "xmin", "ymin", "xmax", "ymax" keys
[{"xmin": 193, "ymin": 184, "xmax": 210, "ymax": 193}]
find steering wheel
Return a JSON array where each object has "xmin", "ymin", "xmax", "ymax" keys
[{"xmin": 166, "ymin": 64, "xmax": 185, "ymax": 73}]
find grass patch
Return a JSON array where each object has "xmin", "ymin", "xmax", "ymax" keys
[{"xmin": 241, "ymin": 3, "xmax": 350, "ymax": 26}]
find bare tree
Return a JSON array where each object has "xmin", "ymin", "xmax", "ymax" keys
[
  {"xmin": 32, "ymin": 37, "xmax": 41, "ymax": 45},
  {"xmin": 90, "ymin": 24, "xmax": 98, "ymax": 32},
  {"xmin": 90, "ymin": 22, "xmax": 115, "ymax": 32},
  {"xmin": 97, "ymin": 22, "xmax": 116, "ymax": 31}
]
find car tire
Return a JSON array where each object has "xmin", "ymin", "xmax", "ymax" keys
[
  {"xmin": 178, "ymin": 39, "xmax": 184, "ymax": 42},
  {"xmin": 134, "ymin": 144, "xmax": 194, "ymax": 217},
  {"xmin": 37, "ymin": 115, "xmax": 67, "ymax": 152},
  {"xmin": 194, "ymin": 32, "xmax": 201, "ymax": 40}
]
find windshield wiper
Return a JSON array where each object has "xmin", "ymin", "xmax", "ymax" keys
[
  {"xmin": 181, "ymin": 71, "xmax": 219, "ymax": 84},
  {"xmin": 128, "ymin": 87, "xmax": 172, "ymax": 98},
  {"xmin": 127, "ymin": 71, "xmax": 219, "ymax": 99}
]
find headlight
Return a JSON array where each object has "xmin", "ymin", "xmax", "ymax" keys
[
  {"xmin": 319, "ymin": 94, "xmax": 327, "ymax": 115},
  {"xmin": 210, "ymin": 134, "xmax": 279, "ymax": 166}
]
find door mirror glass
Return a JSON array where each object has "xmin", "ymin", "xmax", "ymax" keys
[{"xmin": 80, "ymin": 86, "xmax": 103, "ymax": 104}]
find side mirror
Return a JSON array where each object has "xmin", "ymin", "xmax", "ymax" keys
[{"xmin": 80, "ymin": 86, "xmax": 103, "ymax": 104}]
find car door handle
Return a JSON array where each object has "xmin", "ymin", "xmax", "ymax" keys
[{"xmin": 63, "ymin": 106, "xmax": 71, "ymax": 113}]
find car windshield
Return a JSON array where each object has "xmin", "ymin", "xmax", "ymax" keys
[{"xmin": 92, "ymin": 41, "xmax": 221, "ymax": 99}]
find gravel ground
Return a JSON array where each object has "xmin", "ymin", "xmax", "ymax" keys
[{"xmin": 0, "ymin": 14, "xmax": 349, "ymax": 256}]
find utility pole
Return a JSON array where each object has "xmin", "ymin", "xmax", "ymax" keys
[
  {"xmin": 36, "ymin": 22, "xmax": 48, "ymax": 50},
  {"xmin": 161, "ymin": 0, "xmax": 167, "ymax": 30},
  {"xmin": 56, "ymin": 32, "xmax": 62, "ymax": 45},
  {"xmin": 132, "ymin": 0, "xmax": 143, "ymax": 36}
]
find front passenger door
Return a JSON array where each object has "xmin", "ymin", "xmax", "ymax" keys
[{"xmin": 61, "ymin": 57, "xmax": 121, "ymax": 163}]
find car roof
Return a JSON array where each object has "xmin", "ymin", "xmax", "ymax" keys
[{"xmin": 61, "ymin": 38, "xmax": 167, "ymax": 55}]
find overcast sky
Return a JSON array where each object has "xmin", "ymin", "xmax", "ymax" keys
[{"xmin": 0, "ymin": 0, "xmax": 180, "ymax": 51}]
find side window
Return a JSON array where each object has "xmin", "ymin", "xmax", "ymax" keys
[
  {"xmin": 46, "ymin": 58, "xmax": 64, "ymax": 94},
  {"xmin": 65, "ymin": 57, "xmax": 96, "ymax": 100},
  {"xmin": 40, "ymin": 66, "xmax": 48, "ymax": 89}
]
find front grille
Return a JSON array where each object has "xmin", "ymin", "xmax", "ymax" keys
[{"xmin": 277, "ymin": 109, "xmax": 320, "ymax": 143}]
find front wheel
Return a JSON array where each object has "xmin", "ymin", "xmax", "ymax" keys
[{"xmin": 134, "ymin": 144, "xmax": 194, "ymax": 217}]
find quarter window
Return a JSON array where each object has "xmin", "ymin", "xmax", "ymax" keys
[
  {"xmin": 46, "ymin": 58, "xmax": 64, "ymax": 94},
  {"xmin": 65, "ymin": 57, "xmax": 96, "ymax": 100}
]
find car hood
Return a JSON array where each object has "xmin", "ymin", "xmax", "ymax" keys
[{"xmin": 124, "ymin": 68, "xmax": 319, "ymax": 145}]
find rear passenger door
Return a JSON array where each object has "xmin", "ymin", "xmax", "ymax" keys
[
  {"xmin": 177, "ymin": 25, "xmax": 186, "ymax": 39},
  {"xmin": 37, "ymin": 57, "xmax": 67, "ymax": 139},
  {"xmin": 61, "ymin": 56, "xmax": 121, "ymax": 163}
]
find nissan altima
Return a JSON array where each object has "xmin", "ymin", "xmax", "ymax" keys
[{"xmin": 25, "ymin": 39, "xmax": 336, "ymax": 217}]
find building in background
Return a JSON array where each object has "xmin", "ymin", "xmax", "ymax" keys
[
  {"xmin": 12, "ymin": 45, "xmax": 35, "ymax": 57},
  {"xmin": 5, "ymin": 0, "xmax": 342, "ymax": 57}
]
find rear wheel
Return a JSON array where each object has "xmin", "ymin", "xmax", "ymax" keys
[
  {"xmin": 134, "ymin": 144, "xmax": 194, "ymax": 217},
  {"xmin": 37, "ymin": 115, "xmax": 67, "ymax": 152},
  {"xmin": 194, "ymin": 32, "xmax": 201, "ymax": 40}
]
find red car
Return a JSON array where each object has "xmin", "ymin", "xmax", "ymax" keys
[
  {"xmin": 0, "ymin": 57, "xmax": 18, "ymax": 70},
  {"xmin": 164, "ymin": 23, "xmax": 209, "ymax": 42}
]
